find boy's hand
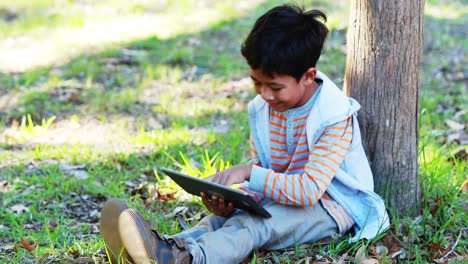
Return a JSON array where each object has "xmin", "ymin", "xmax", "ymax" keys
[
  {"xmin": 205, "ymin": 164, "xmax": 252, "ymax": 186},
  {"xmin": 201, "ymin": 192, "xmax": 234, "ymax": 217},
  {"xmin": 201, "ymin": 165, "xmax": 252, "ymax": 216}
]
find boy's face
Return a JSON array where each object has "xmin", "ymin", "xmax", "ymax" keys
[{"xmin": 250, "ymin": 68, "xmax": 316, "ymax": 112}]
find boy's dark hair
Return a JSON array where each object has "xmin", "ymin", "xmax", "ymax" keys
[{"xmin": 241, "ymin": 4, "xmax": 328, "ymax": 81}]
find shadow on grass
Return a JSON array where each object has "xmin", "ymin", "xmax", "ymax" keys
[
  {"xmin": 0, "ymin": 0, "xmax": 354, "ymax": 126},
  {"xmin": 0, "ymin": 1, "xmax": 267, "ymax": 120}
]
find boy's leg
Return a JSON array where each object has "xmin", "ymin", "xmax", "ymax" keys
[
  {"xmin": 172, "ymin": 214, "xmax": 228, "ymax": 242},
  {"xmin": 261, "ymin": 200, "xmax": 338, "ymax": 250},
  {"xmin": 117, "ymin": 209, "xmax": 229, "ymax": 263},
  {"xmin": 184, "ymin": 199, "xmax": 338, "ymax": 264}
]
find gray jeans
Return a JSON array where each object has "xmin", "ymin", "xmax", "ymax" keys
[{"xmin": 173, "ymin": 199, "xmax": 338, "ymax": 264}]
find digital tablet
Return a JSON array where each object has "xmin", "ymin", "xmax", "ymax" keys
[{"xmin": 160, "ymin": 167, "xmax": 271, "ymax": 218}]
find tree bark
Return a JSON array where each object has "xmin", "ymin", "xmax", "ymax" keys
[{"xmin": 344, "ymin": 0, "xmax": 424, "ymax": 214}]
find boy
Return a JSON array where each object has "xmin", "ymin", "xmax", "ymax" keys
[{"xmin": 99, "ymin": 4, "xmax": 389, "ymax": 264}]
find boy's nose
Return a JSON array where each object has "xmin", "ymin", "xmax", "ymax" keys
[{"xmin": 261, "ymin": 89, "xmax": 274, "ymax": 101}]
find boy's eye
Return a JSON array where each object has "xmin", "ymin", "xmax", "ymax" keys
[{"xmin": 271, "ymin": 87, "xmax": 283, "ymax": 91}]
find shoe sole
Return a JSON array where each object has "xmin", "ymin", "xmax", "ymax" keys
[
  {"xmin": 100, "ymin": 198, "xmax": 131, "ymax": 263},
  {"xmin": 119, "ymin": 209, "xmax": 157, "ymax": 264}
]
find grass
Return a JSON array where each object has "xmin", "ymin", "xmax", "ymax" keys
[{"xmin": 0, "ymin": 0, "xmax": 467, "ymax": 263}]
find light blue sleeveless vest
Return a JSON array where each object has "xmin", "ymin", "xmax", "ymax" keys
[{"xmin": 247, "ymin": 71, "xmax": 390, "ymax": 242}]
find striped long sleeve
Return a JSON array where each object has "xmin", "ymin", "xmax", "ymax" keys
[
  {"xmin": 248, "ymin": 115, "xmax": 355, "ymax": 233},
  {"xmin": 249, "ymin": 116, "xmax": 352, "ymax": 205}
]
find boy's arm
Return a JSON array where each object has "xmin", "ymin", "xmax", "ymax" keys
[
  {"xmin": 248, "ymin": 116, "xmax": 353, "ymax": 207},
  {"xmin": 203, "ymin": 133, "xmax": 261, "ymax": 186}
]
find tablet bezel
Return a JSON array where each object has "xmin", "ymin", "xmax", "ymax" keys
[{"xmin": 160, "ymin": 167, "xmax": 271, "ymax": 218}]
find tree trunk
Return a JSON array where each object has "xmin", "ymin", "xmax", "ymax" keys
[{"xmin": 344, "ymin": 0, "xmax": 424, "ymax": 214}]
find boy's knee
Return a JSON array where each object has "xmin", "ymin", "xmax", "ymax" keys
[
  {"xmin": 198, "ymin": 214, "xmax": 227, "ymax": 231},
  {"xmin": 224, "ymin": 213, "xmax": 273, "ymax": 244}
]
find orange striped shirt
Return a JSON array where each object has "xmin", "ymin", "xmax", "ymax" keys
[{"xmin": 250, "ymin": 104, "xmax": 355, "ymax": 235}]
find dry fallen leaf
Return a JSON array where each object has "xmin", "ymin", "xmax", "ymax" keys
[
  {"xmin": 355, "ymin": 243, "xmax": 381, "ymax": 264},
  {"xmin": 355, "ymin": 243, "xmax": 367, "ymax": 262},
  {"xmin": 390, "ymin": 248, "xmax": 407, "ymax": 259},
  {"xmin": 59, "ymin": 164, "xmax": 89, "ymax": 179},
  {"xmin": 11, "ymin": 118, "xmax": 19, "ymax": 128},
  {"xmin": 314, "ymin": 258, "xmax": 336, "ymax": 264},
  {"xmin": 431, "ymin": 197, "xmax": 441, "ymax": 216},
  {"xmin": 360, "ymin": 259, "xmax": 379, "ymax": 264},
  {"xmin": 4, "ymin": 244, "xmax": 15, "ymax": 252},
  {"xmin": 69, "ymin": 249, "xmax": 80, "ymax": 257},
  {"xmin": 445, "ymin": 119, "xmax": 465, "ymax": 131},
  {"xmin": 447, "ymin": 131, "xmax": 468, "ymax": 145},
  {"xmin": 75, "ymin": 257, "xmax": 94, "ymax": 264},
  {"xmin": 47, "ymin": 218, "xmax": 58, "ymax": 230},
  {"xmin": 10, "ymin": 204, "xmax": 29, "ymax": 215},
  {"xmin": 374, "ymin": 245, "xmax": 389, "ymax": 256},
  {"xmin": 337, "ymin": 253, "xmax": 350, "ymax": 263},
  {"xmin": 20, "ymin": 238, "xmax": 37, "ymax": 252},
  {"xmin": 0, "ymin": 180, "xmax": 10, "ymax": 192},
  {"xmin": 449, "ymin": 148, "xmax": 467, "ymax": 163}
]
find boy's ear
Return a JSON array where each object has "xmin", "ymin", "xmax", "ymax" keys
[{"xmin": 303, "ymin": 68, "xmax": 317, "ymax": 85}]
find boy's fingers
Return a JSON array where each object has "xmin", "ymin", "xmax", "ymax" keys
[
  {"xmin": 225, "ymin": 178, "xmax": 234, "ymax": 186},
  {"xmin": 206, "ymin": 173, "xmax": 221, "ymax": 184},
  {"xmin": 201, "ymin": 192, "xmax": 212, "ymax": 202},
  {"xmin": 206, "ymin": 175, "xmax": 216, "ymax": 184},
  {"xmin": 201, "ymin": 192, "xmax": 208, "ymax": 202},
  {"xmin": 201, "ymin": 193, "xmax": 234, "ymax": 216},
  {"xmin": 216, "ymin": 175, "xmax": 225, "ymax": 185},
  {"xmin": 221, "ymin": 202, "xmax": 234, "ymax": 217},
  {"xmin": 219, "ymin": 198, "xmax": 225, "ymax": 210},
  {"xmin": 201, "ymin": 192, "xmax": 214, "ymax": 211}
]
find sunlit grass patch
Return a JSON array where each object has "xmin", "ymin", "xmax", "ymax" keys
[
  {"xmin": 425, "ymin": 0, "xmax": 468, "ymax": 21},
  {"xmin": 0, "ymin": 0, "xmax": 266, "ymax": 73}
]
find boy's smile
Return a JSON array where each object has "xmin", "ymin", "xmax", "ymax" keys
[{"xmin": 250, "ymin": 68, "xmax": 318, "ymax": 112}]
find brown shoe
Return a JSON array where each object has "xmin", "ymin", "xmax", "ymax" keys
[
  {"xmin": 100, "ymin": 198, "xmax": 133, "ymax": 263},
  {"xmin": 118, "ymin": 208, "xmax": 191, "ymax": 264}
]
